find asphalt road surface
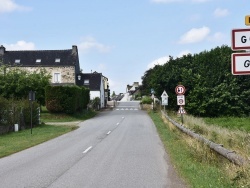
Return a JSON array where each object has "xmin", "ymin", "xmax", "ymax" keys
[{"xmin": 0, "ymin": 101, "xmax": 186, "ymax": 188}]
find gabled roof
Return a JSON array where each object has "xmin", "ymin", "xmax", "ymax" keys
[{"xmin": 0, "ymin": 45, "xmax": 79, "ymax": 67}]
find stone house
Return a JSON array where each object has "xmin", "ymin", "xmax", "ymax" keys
[{"xmin": 0, "ymin": 45, "xmax": 80, "ymax": 85}]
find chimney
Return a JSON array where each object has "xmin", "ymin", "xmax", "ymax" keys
[
  {"xmin": 72, "ymin": 45, "xmax": 78, "ymax": 55},
  {"xmin": 0, "ymin": 45, "xmax": 5, "ymax": 55}
]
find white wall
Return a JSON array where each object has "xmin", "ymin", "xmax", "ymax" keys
[{"xmin": 89, "ymin": 76, "xmax": 105, "ymax": 108}]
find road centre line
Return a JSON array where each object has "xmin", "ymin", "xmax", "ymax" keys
[
  {"xmin": 82, "ymin": 146, "xmax": 92, "ymax": 154},
  {"xmin": 107, "ymin": 131, "xmax": 111, "ymax": 135}
]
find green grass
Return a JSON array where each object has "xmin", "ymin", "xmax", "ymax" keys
[
  {"xmin": 41, "ymin": 109, "xmax": 97, "ymax": 122},
  {"xmin": 0, "ymin": 108, "xmax": 97, "ymax": 158},
  {"xmin": 0, "ymin": 124, "xmax": 78, "ymax": 158},
  {"xmin": 149, "ymin": 111, "xmax": 235, "ymax": 188},
  {"xmin": 204, "ymin": 117, "xmax": 250, "ymax": 132}
]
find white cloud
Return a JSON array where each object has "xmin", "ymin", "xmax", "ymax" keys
[
  {"xmin": 147, "ymin": 56, "xmax": 169, "ymax": 69},
  {"xmin": 178, "ymin": 26, "xmax": 210, "ymax": 44},
  {"xmin": 78, "ymin": 36, "xmax": 112, "ymax": 54},
  {"xmin": 213, "ymin": 8, "xmax": 229, "ymax": 18},
  {"xmin": 208, "ymin": 32, "xmax": 226, "ymax": 42},
  {"xmin": 0, "ymin": 0, "xmax": 31, "ymax": 13},
  {"xmin": 3, "ymin": 41, "xmax": 35, "ymax": 50}
]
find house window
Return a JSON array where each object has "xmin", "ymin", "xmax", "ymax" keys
[
  {"xmin": 15, "ymin": 59, "xmax": 20, "ymax": 64},
  {"xmin": 54, "ymin": 73, "xmax": 61, "ymax": 83},
  {"xmin": 36, "ymin": 59, "xmax": 41, "ymax": 64},
  {"xmin": 55, "ymin": 58, "xmax": 60, "ymax": 63},
  {"xmin": 84, "ymin": 79, "xmax": 89, "ymax": 85}
]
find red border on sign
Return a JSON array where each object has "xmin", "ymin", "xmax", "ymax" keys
[
  {"xmin": 231, "ymin": 53, "xmax": 250, "ymax": 75},
  {"xmin": 175, "ymin": 85, "xmax": 186, "ymax": 95},
  {"xmin": 232, "ymin": 28, "xmax": 250, "ymax": 50}
]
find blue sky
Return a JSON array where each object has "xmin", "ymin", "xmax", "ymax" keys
[{"xmin": 0, "ymin": 0, "xmax": 248, "ymax": 94}]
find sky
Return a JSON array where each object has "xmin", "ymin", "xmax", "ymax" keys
[{"xmin": 0, "ymin": 0, "xmax": 249, "ymax": 94}]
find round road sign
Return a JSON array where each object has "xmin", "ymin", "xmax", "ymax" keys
[{"xmin": 175, "ymin": 85, "xmax": 186, "ymax": 95}]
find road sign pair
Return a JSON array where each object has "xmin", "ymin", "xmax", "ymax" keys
[{"xmin": 231, "ymin": 28, "xmax": 250, "ymax": 75}]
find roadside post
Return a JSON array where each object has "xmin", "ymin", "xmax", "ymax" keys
[
  {"xmin": 161, "ymin": 90, "xmax": 168, "ymax": 112},
  {"xmin": 29, "ymin": 91, "xmax": 35, "ymax": 134},
  {"xmin": 151, "ymin": 88, "xmax": 155, "ymax": 111},
  {"xmin": 175, "ymin": 85, "xmax": 186, "ymax": 124}
]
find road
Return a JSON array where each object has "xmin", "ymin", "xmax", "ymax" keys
[{"xmin": 0, "ymin": 101, "xmax": 186, "ymax": 188}]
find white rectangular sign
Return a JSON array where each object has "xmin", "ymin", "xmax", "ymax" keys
[
  {"xmin": 232, "ymin": 28, "xmax": 250, "ymax": 50},
  {"xmin": 177, "ymin": 95, "xmax": 185, "ymax": 105},
  {"xmin": 231, "ymin": 53, "xmax": 250, "ymax": 75},
  {"xmin": 162, "ymin": 97, "xmax": 168, "ymax": 105}
]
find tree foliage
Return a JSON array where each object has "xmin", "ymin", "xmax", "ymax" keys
[
  {"xmin": 0, "ymin": 66, "xmax": 51, "ymax": 106},
  {"xmin": 141, "ymin": 45, "xmax": 250, "ymax": 117}
]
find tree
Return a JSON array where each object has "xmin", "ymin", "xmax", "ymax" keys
[
  {"xmin": 0, "ymin": 66, "xmax": 51, "ymax": 106},
  {"xmin": 141, "ymin": 45, "xmax": 250, "ymax": 117}
]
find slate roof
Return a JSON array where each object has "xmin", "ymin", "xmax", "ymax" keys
[
  {"xmin": 76, "ymin": 71, "xmax": 109, "ymax": 91},
  {"xmin": 0, "ymin": 45, "xmax": 79, "ymax": 68},
  {"xmin": 78, "ymin": 72, "xmax": 102, "ymax": 91}
]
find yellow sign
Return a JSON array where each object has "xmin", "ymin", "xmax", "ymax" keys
[{"xmin": 245, "ymin": 15, "xmax": 250, "ymax": 26}]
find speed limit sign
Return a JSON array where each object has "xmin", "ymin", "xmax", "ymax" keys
[{"xmin": 175, "ymin": 85, "xmax": 186, "ymax": 95}]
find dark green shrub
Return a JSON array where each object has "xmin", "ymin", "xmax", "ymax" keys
[
  {"xmin": 45, "ymin": 85, "xmax": 90, "ymax": 114},
  {"xmin": 0, "ymin": 96, "xmax": 11, "ymax": 127}
]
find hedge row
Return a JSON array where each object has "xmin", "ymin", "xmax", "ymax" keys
[
  {"xmin": 0, "ymin": 97, "xmax": 39, "ymax": 134},
  {"xmin": 45, "ymin": 85, "xmax": 90, "ymax": 114}
]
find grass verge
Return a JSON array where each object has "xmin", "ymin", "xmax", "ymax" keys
[
  {"xmin": 0, "ymin": 109, "xmax": 97, "ymax": 158},
  {"xmin": 0, "ymin": 124, "xmax": 78, "ymax": 158},
  {"xmin": 149, "ymin": 111, "xmax": 246, "ymax": 188},
  {"xmin": 41, "ymin": 109, "xmax": 97, "ymax": 122}
]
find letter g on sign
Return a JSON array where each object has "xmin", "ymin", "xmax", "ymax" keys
[
  {"xmin": 244, "ymin": 60, "xmax": 250, "ymax": 68},
  {"xmin": 241, "ymin": 36, "xmax": 247, "ymax": 43}
]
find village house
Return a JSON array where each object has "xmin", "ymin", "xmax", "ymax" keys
[
  {"xmin": 76, "ymin": 71, "xmax": 110, "ymax": 108},
  {"xmin": 0, "ymin": 45, "xmax": 80, "ymax": 85}
]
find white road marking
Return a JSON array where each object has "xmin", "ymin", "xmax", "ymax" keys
[
  {"xmin": 122, "ymin": 117, "xmax": 124, "ymax": 119},
  {"xmin": 83, "ymin": 146, "xmax": 92, "ymax": 154},
  {"xmin": 116, "ymin": 123, "xmax": 119, "ymax": 125},
  {"xmin": 107, "ymin": 131, "xmax": 111, "ymax": 135}
]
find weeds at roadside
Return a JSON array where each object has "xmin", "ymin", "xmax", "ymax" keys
[{"xmin": 151, "ymin": 111, "xmax": 250, "ymax": 187}]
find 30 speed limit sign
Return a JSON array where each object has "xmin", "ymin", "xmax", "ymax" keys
[
  {"xmin": 177, "ymin": 95, "xmax": 185, "ymax": 105},
  {"xmin": 175, "ymin": 85, "xmax": 186, "ymax": 95}
]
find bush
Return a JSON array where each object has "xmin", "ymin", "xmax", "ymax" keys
[
  {"xmin": 0, "ymin": 96, "xmax": 11, "ymax": 127},
  {"xmin": 45, "ymin": 85, "xmax": 90, "ymax": 114},
  {"xmin": 0, "ymin": 97, "xmax": 40, "ymax": 134},
  {"xmin": 141, "ymin": 96, "xmax": 153, "ymax": 104}
]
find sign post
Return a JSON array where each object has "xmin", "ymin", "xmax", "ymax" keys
[
  {"xmin": 161, "ymin": 90, "xmax": 168, "ymax": 112},
  {"xmin": 29, "ymin": 91, "xmax": 35, "ymax": 134},
  {"xmin": 175, "ymin": 85, "xmax": 186, "ymax": 124}
]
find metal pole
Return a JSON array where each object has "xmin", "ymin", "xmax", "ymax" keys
[{"xmin": 30, "ymin": 101, "xmax": 33, "ymax": 134}]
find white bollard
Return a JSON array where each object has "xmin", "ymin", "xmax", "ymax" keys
[{"xmin": 14, "ymin": 124, "xmax": 19, "ymax": 132}]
